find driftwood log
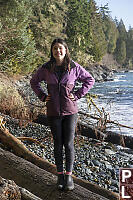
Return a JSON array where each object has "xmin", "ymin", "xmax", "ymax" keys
[
  {"xmin": 19, "ymin": 188, "xmax": 42, "ymax": 200},
  {"xmin": 78, "ymin": 122, "xmax": 133, "ymax": 149},
  {"xmin": 0, "ymin": 126, "xmax": 118, "ymax": 200},
  {"xmin": 0, "ymin": 147, "xmax": 111, "ymax": 200},
  {"xmin": 34, "ymin": 113, "xmax": 133, "ymax": 150}
]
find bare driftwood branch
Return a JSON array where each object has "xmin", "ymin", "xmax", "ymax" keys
[
  {"xmin": 17, "ymin": 136, "xmax": 46, "ymax": 148},
  {"xmin": 78, "ymin": 111, "xmax": 133, "ymax": 130},
  {"xmin": 77, "ymin": 111, "xmax": 133, "ymax": 149}
]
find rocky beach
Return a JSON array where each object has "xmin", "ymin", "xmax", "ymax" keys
[
  {"xmin": 2, "ymin": 111, "xmax": 133, "ymax": 195},
  {"xmin": 1, "ymin": 67, "xmax": 133, "ymax": 195}
]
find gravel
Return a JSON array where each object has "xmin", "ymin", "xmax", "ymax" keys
[
  {"xmin": 1, "ymin": 75, "xmax": 133, "ymax": 194},
  {"xmin": 2, "ymin": 113, "xmax": 133, "ymax": 194}
]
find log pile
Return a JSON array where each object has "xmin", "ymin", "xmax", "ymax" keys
[
  {"xmin": 0, "ymin": 147, "xmax": 110, "ymax": 200},
  {"xmin": 0, "ymin": 122, "xmax": 119, "ymax": 200}
]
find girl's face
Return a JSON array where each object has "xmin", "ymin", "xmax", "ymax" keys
[{"xmin": 52, "ymin": 43, "xmax": 66, "ymax": 62}]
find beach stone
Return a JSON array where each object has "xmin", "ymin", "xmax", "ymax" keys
[
  {"xmin": 110, "ymin": 186, "xmax": 118, "ymax": 192},
  {"xmin": 111, "ymin": 179, "xmax": 118, "ymax": 187},
  {"xmin": 86, "ymin": 168, "xmax": 92, "ymax": 175},
  {"xmin": 105, "ymin": 149, "xmax": 116, "ymax": 155},
  {"xmin": 99, "ymin": 171, "xmax": 106, "ymax": 177},
  {"xmin": 3, "ymin": 105, "xmax": 133, "ymax": 194},
  {"xmin": 92, "ymin": 159, "xmax": 101, "ymax": 167},
  {"xmin": 128, "ymin": 164, "xmax": 133, "ymax": 168}
]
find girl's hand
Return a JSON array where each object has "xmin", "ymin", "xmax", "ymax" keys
[
  {"xmin": 68, "ymin": 93, "xmax": 75, "ymax": 101},
  {"xmin": 45, "ymin": 94, "xmax": 51, "ymax": 102}
]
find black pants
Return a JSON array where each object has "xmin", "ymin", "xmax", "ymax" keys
[{"xmin": 48, "ymin": 114, "xmax": 78, "ymax": 173}]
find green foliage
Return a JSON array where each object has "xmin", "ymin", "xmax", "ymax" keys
[
  {"xmin": 99, "ymin": 5, "xmax": 119, "ymax": 54},
  {"xmin": 88, "ymin": 0, "xmax": 107, "ymax": 61},
  {"xmin": 117, "ymin": 19, "xmax": 127, "ymax": 41},
  {"xmin": 0, "ymin": 0, "xmax": 38, "ymax": 75},
  {"xmin": 114, "ymin": 19, "xmax": 127, "ymax": 65},
  {"xmin": 65, "ymin": 0, "xmax": 92, "ymax": 54},
  {"xmin": 115, "ymin": 39, "xmax": 126, "ymax": 65},
  {"xmin": 103, "ymin": 17, "xmax": 119, "ymax": 54},
  {"xmin": 65, "ymin": 0, "xmax": 107, "ymax": 63},
  {"xmin": 0, "ymin": 0, "xmax": 133, "ymax": 74},
  {"xmin": 30, "ymin": 0, "xmax": 67, "ymax": 61},
  {"xmin": 126, "ymin": 27, "xmax": 133, "ymax": 68}
]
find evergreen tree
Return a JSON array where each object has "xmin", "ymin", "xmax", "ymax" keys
[
  {"xmin": 65, "ymin": 0, "xmax": 107, "ymax": 63},
  {"xmin": 114, "ymin": 16, "xmax": 119, "ymax": 27},
  {"xmin": 104, "ymin": 17, "xmax": 118, "ymax": 54},
  {"xmin": 1, "ymin": 0, "xmax": 131, "ymax": 72},
  {"xmin": 115, "ymin": 19, "xmax": 127, "ymax": 65},
  {"xmin": 99, "ymin": 4, "xmax": 118, "ymax": 54},
  {"xmin": 88, "ymin": 0, "xmax": 107, "ymax": 61},
  {"xmin": 126, "ymin": 27, "xmax": 133, "ymax": 68},
  {"xmin": 115, "ymin": 39, "xmax": 126, "ymax": 65},
  {"xmin": 30, "ymin": 0, "xmax": 67, "ymax": 61},
  {"xmin": 65, "ymin": 0, "xmax": 91, "ymax": 55},
  {"xmin": 117, "ymin": 19, "xmax": 127, "ymax": 41},
  {"xmin": 0, "ymin": 0, "xmax": 38, "ymax": 74}
]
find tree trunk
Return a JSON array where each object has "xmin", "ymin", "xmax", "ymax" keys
[
  {"xmin": 0, "ymin": 147, "xmax": 111, "ymax": 200},
  {"xmin": 0, "ymin": 127, "xmax": 118, "ymax": 200}
]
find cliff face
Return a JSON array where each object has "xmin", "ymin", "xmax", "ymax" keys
[
  {"xmin": 101, "ymin": 53, "xmax": 121, "ymax": 70},
  {"xmin": 87, "ymin": 64, "xmax": 114, "ymax": 82},
  {"xmin": 86, "ymin": 53, "xmax": 121, "ymax": 82}
]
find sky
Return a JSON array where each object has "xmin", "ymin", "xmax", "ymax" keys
[{"xmin": 95, "ymin": 0, "xmax": 133, "ymax": 31}]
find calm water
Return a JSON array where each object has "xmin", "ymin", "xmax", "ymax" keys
[{"xmin": 78, "ymin": 71, "xmax": 133, "ymax": 136}]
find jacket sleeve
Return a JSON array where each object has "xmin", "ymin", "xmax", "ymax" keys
[
  {"xmin": 73, "ymin": 63, "xmax": 95, "ymax": 100},
  {"xmin": 30, "ymin": 66, "xmax": 48, "ymax": 102}
]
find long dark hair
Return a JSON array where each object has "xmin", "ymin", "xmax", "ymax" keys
[{"xmin": 49, "ymin": 38, "xmax": 71, "ymax": 72}]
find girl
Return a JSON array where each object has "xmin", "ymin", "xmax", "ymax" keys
[{"xmin": 30, "ymin": 38, "xmax": 95, "ymax": 190}]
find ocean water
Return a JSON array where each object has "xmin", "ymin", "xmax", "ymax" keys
[{"xmin": 78, "ymin": 71, "xmax": 133, "ymax": 136}]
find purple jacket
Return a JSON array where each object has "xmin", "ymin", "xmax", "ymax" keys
[{"xmin": 30, "ymin": 60, "xmax": 95, "ymax": 116}]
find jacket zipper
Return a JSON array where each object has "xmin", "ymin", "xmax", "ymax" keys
[
  {"xmin": 56, "ymin": 71, "xmax": 67, "ymax": 116},
  {"xmin": 58, "ymin": 81, "xmax": 62, "ymax": 116}
]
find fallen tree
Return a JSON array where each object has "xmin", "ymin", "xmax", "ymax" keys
[
  {"xmin": 77, "ymin": 119, "xmax": 133, "ymax": 150},
  {"xmin": 0, "ymin": 147, "xmax": 111, "ymax": 200},
  {"xmin": 0, "ymin": 120, "xmax": 118, "ymax": 200},
  {"xmin": 34, "ymin": 112, "xmax": 133, "ymax": 150}
]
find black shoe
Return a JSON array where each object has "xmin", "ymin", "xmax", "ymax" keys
[
  {"xmin": 57, "ymin": 174, "xmax": 65, "ymax": 190},
  {"xmin": 65, "ymin": 175, "xmax": 74, "ymax": 191}
]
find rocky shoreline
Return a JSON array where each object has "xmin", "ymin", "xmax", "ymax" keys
[
  {"xmin": 86, "ymin": 64, "xmax": 114, "ymax": 82},
  {"xmin": 12, "ymin": 66, "xmax": 133, "ymax": 193},
  {"xmin": 2, "ymin": 113, "xmax": 133, "ymax": 195},
  {"xmin": 0, "ymin": 64, "xmax": 131, "ymax": 196}
]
